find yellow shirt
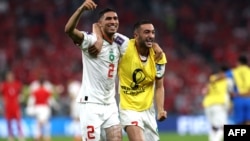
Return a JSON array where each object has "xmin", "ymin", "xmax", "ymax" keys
[
  {"xmin": 119, "ymin": 39, "xmax": 167, "ymax": 111},
  {"xmin": 202, "ymin": 75, "xmax": 229, "ymax": 108},
  {"xmin": 232, "ymin": 65, "xmax": 250, "ymax": 95}
]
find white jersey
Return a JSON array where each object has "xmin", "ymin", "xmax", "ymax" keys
[{"xmin": 76, "ymin": 31, "xmax": 129, "ymax": 104}]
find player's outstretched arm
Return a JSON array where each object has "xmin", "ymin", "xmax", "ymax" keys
[{"xmin": 65, "ymin": 0, "xmax": 97, "ymax": 46}]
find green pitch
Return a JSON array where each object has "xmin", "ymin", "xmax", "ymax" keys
[
  {"xmin": 123, "ymin": 132, "xmax": 207, "ymax": 141},
  {"xmin": 0, "ymin": 132, "xmax": 207, "ymax": 141}
]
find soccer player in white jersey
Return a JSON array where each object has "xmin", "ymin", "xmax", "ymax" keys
[{"xmin": 64, "ymin": 0, "xmax": 129, "ymax": 140}]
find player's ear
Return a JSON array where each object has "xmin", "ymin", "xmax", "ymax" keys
[
  {"xmin": 97, "ymin": 20, "xmax": 102, "ymax": 27},
  {"xmin": 133, "ymin": 31, "xmax": 138, "ymax": 38}
]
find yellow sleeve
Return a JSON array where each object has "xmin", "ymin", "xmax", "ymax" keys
[{"xmin": 156, "ymin": 53, "xmax": 167, "ymax": 64}]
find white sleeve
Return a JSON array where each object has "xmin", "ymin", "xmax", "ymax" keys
[{"xmin": 79, "ymin": 31, "xmax": 97, "ymax": 50}]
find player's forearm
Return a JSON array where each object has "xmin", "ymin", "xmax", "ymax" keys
[
  {"xmin": 65, "ymin": 5, "xmax": 85, "ymax": 34},
  {"xmin": 212, "ymin": 73, "xmax": 226, "ymax": 83},
  {"xmin": 239, "ymin": 90, "xmax": 250, "ymax": 97},
  {"xmin": 152, "ymin": 43, "xmax": 162, "ymax": 52},
  {"xmin": 92, "ymin": 23, "xmax": 103, "ymax": 48},
  {"xmin": 87, "ymin": 23, "xmax": 103, "ymax": 57},
  {"xmin": 155, "ymin": 87, "xmax": 165, "ymax": 112}
]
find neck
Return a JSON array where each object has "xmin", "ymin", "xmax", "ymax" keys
[
  {"xmin": 102, "ymin": 32, "xmax": 113, "ymax": 44},
  {"xmin": 136, "ymin": 43, "xmax": 149, "ymax": 56}
]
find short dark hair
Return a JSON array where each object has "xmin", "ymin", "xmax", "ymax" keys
[
  {"xmin": 133, "ymin": 20, "xmax": 152, "ymax": 32},
  {"xmin": 220, "ymin": 65, "xmax": 229, "ymax": 72},
  {"xmin": 238, "ymin": 55, "xmax": 248, "ymax": 65},
  {"xmin": 98, "ymin": 8, "xmax": 116, "ymax": 20}
]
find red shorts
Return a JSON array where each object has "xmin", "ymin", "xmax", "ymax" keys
[{"xmin": 4, "ymin": 106, "xmax": 21, "ymax": 120}]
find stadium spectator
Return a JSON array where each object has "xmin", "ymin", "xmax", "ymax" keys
[
  {"xmin": 202, "ymin": 65, "xmax": 233, "ymax": 141},
  {"xmin": 0, "ymin": 71, "xmax": 25, "ymax": 141}
]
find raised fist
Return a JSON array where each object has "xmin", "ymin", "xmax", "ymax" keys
[{"xmin": 82, "ymin": 0, "xmax": 97, "ymax": 11}]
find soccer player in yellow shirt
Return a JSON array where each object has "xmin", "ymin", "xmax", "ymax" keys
[
  {"xmin": 202, "ymin": 66, "xmax": 234, "ymax": 141},
  {"xmin": 118, "ymin": 20, "xmax": 167, "ymax": 141}
]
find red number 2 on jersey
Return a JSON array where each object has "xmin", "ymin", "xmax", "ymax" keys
[
  {"xmin": 108, "ymin": 63, "xmax": 114, "ymax": 78},
  {"xmin": 87, "ymin": 125, "xmax": 95, "ymax": 139}
]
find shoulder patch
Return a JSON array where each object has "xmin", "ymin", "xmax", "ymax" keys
[{"xmin": 114, "ymin": 36, "xmax": 125, "ymax": 46}]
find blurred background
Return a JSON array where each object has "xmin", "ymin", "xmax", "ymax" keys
[{"xmin": 0, "ymin": 0, "xmax": 250, "ymax": 139}]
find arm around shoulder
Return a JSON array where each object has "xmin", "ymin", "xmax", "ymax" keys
[
  {"xmin": 87, "ymin": 23, "xmax": 103, "ymax": 57},
  {"xmin": 152, "ymin": 43, "xmax": 163, "ymax": 62}
]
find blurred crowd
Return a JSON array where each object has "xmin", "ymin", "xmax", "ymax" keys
[{"xmin": 0, "ymin": 0, "xmax": 250, "ymax": 116}]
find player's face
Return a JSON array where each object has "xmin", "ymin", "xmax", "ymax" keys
[
  {"xmin": 99, "ymin": 11, "xmax": 119, "ymax": 36},
  {"xmin": 135, "ymin": 24, "xmax": 155, "ymax": 48},
  {"xmin": 6, "ymin": 72, "xmax": 14, "ymax": 82}
]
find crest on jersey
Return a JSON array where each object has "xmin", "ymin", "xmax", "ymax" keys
[
  {"xmin": 109, "ymin": 49, "xmax": 115, "ymax": 62},
  {"xmin": 130, "ymin": 69, "xmax": 146, "ymax": 89}
]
